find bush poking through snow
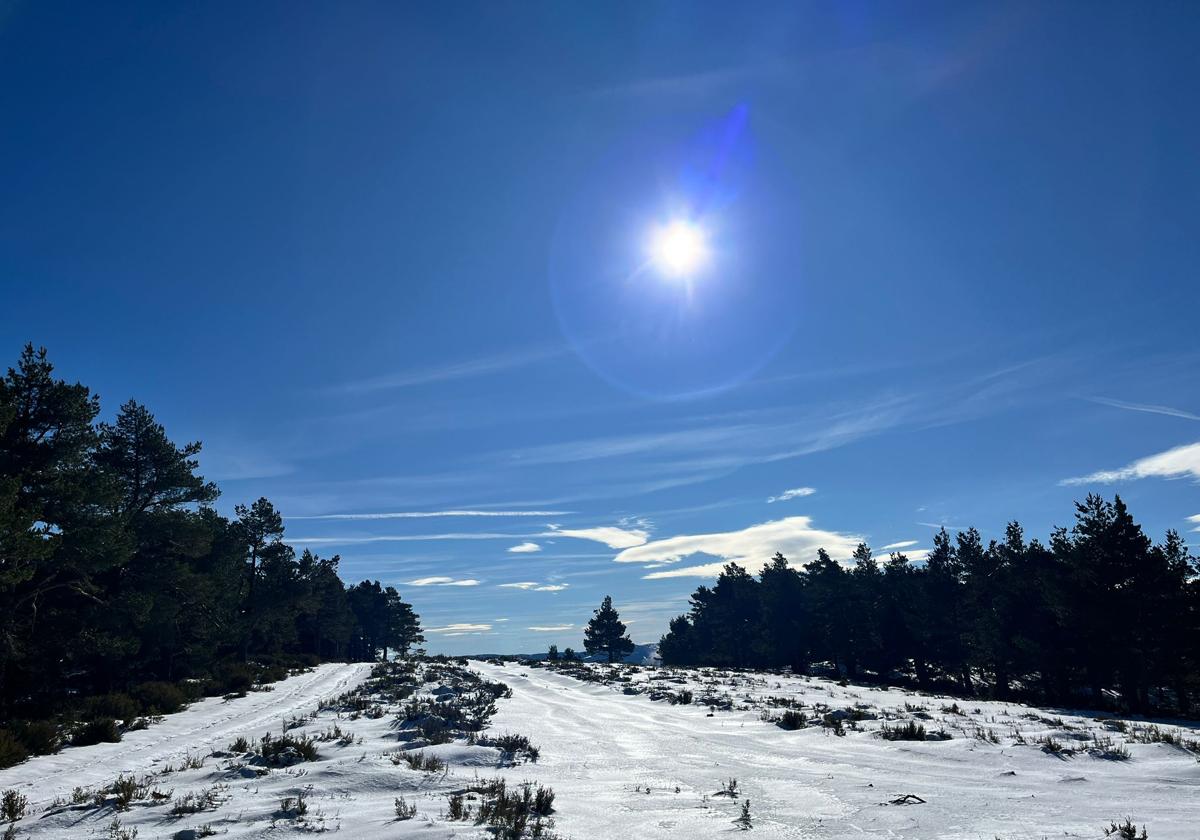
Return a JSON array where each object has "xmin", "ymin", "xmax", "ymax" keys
[
  {"xmin": 486, "ymin": 733, "xmax": 541, "ymax": 764},
  {"xmin": 879, "ymin": 721, "xmax": 926, "ymax": 742},
  {"xmin": 714, "ymin": 778, "xmax": 739, "ymax": 798},
  {"xmin": 394, "ymin": 796, "xmax": 417, "ymax": 820},
  {"xmin": 169, "ymin": 784, "xmax": 226, "ymax": 815},
  {"xmin": 1, "ymin": 790, "xmax": 28, "ymax": 823},
  {"xmin": 255, "ymin": 732, "xmax": 318, "ymax": 765},
  {"xmin": 1104, "ymin": 818, "xmax": 1148, "ymax": 840},
  {"xmin": 776, "ymin": 710, "xmax": 807, "ymax": 730},
  {"xmin": 473, "ymin": 779, "xmax": 557, "ymax": 839},
  {"xmin": 733, "ymin": 799, "xmax": 752, "ymax": 830},
  {"xmin": 398, "ymin": 750, "xmax": 446, "ymax": 773},
  {"xmin": 276, "ymin": 792, "xmax": 308, "ymax": 820}
]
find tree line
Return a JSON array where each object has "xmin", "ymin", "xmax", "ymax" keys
[
  {"xmin": 0, "ymin": 346, "xmax": 423, "ymax": 747},
  {"xmin": 658, "ymin": 496, "xmax": 1199, "ymax": 714}
]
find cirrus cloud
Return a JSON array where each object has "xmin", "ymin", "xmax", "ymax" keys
[
  {"xmin": 528, "ymin": 624, "xmax": 573, "ymax": 632},
  {"xmin": 507, "ymin": 542, "xmax": 542, "ymax": 553},
  {"xmin": 406, "ymin": 576, "xmax": 481, "ymax": 587},
  {"xmin": 425, "ymin": 623, "xmax": 492, "ymax": 634}
]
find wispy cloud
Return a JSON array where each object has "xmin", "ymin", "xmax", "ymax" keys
[
  {"xmin": 288, "ymin": 510, "xmax": 569, "ymax": 521},
  {"xmin": 542, "ymin": 523, "xmax": 649, "ymax": 549},
  {"xmin": 406, "ymin": 577, "xmax": 480, "ymax": 587},
  {"xmin": 615, "ymin": 515, "xmax": 862, "ymax": 580},
  {"xmin": 767, "ymin": 487, "xmax": 816, "ymax": 503},
  {"xmin": 337, "ymin": 345, "xmax": 567, "ymax": 394},
  {"xmin": 285, "ymin": 532, "xmax": 536, "ymax": 546},
  {"xmin": 1060, "ymin": 441, "xmax": 1200, "ymax": 486},
  {"xmin": 1085, "ymin": 396, "xmax": 1200, "ymax": 422},
  {"xmin": 1187, "ymin": 514, "xmax": 1200, "ymax": 532},
  {"xmin": 507, "ymin": 542, "xmax": 542, "ymax": 553},
  {"xmin": 498, "ymin": 581, "xmax": 569, "ymax": 592},
  {"xmin": 880, "ymin": 540, "xmax": 919, "ymax": 551},
  {"xmin": 528, "ymin": 624, "xmax": 574, "ymax": 632},
  {"xmin": 425, "ymin": 623, "xmax": 492, "ymax": 634}
]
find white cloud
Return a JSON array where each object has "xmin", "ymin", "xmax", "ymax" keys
[
  {"xmin": 880, "ymin": 540, "xmax": 919, "ymax": 551},
  {"xmin": 507, "ymin": 542, "xmax": 542, "ymax": 553},
  {"xmin": 1060, "ymin": 441, "xmax": 1200, "ymax": 486},
  {"xmin": 425, "ymin": 623, "xmax": 492, "ymax": 634},
  {"xmin": 498, "ymin": 581, "xmax": 570, "ymax": 592},
  {"xmin": 616, "ymin": 515, "xmax": 861, "ymax": 579},
  {"xmin": 528, "ymin": 624, "xmax": 574, "ymax": 632},
  {"xmin": 1188, "ymin": 514, "xmax": 1200, "ymax": 532},
  {"xmin": 543, "ymin": 524, "xmax": 649, "ymax": 549},
  {"xmin": 644, "ymin": 561, "xmax": 732, "ymax": 580},
  {"xmin": 406, "ymin": 577, "xmax": 481, "ymax": 587},
  {"xmin": 767, "ymin": 487, "xmax": 816, "ymax": 503},
  {"xmin": 289, "ymin": 510, "xmax": 569, "ymax": 521}
]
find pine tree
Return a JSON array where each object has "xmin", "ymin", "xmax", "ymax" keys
[{"xmin": 583, "ymin": 595, "xmax": 634, "ymax": 662}]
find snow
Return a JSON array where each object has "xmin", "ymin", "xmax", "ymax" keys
[{"xmin": 1, "ymin": 659, "xmax": 1196, "ymax": 839}]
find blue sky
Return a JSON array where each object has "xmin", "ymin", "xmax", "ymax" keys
[{"xmin": 2, "ymin": 2, "xmax": 1198, "ymax": 654}]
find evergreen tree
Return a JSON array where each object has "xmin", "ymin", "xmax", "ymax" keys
[{"xmin": 583, "ymin": 595, "xmax": 634, "ymax": 662}]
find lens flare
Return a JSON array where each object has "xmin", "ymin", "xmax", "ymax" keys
[{"xmin": 648, "ymin": 220, "xmax": 709, "ymax": 278}]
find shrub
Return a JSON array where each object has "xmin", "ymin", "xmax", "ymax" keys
[
  {"xmin": 733, "ymin": 799, "xmax": 752, "ymax": 830},
  {"xmin": 0, "ymin": 733, "xmax": 28, "ymax": 770},
  {"xmin": 73, "ymin": 718, "xmax": 121, "ymax": 746},
  {"xmin": 132, "ymin": 682, "xmax": 186, "ymax": 715},
  {"xmin": 880, "ymin": 721, "xmax": 926, "ymax": 741},
  {"xmin": 777, "ymin": 710, "xmax": 807, "ymax": 730},
  {"xmin": 83, "ymin": 693, "xmax": 140, "ymax": 723},
  {"xmin": 394, "ymin": 796, "xmax": 417, "ymax": 820},
  {"xmin": 475, "ymin": 779, "xmax": 556, "ymax": 839},
  {"xmin": 400, "ymin": 751, "xmax": 445, "ymax": 773},
  {"xmin": 2, "ymin": 789, "xmax": 28, "ymax": 822},
  {"xmin": 491, "ymin": 733, "xmax": 540, "ymax": 763},
  {"xmin": 12, "ymin": 721, "xmax": 60, "ymax": 757},
  {"xmin": 171, "ymin": 785, "xmax": 225, "ymax": 815},
  {"xmin": 229, "ymin": 736, "xmax": 250, "ymax": 753},
  {"xmin": 1104, "ymin": 819, "xmax": 1148, "ymax": 840},
  {"xmin": 257, "ymin": 733, "xmax": 318, "ymax": 765}
]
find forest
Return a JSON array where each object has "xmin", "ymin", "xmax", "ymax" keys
[
  {"xmin": 659, "ymin": 498, "xmax": 1199, "ymax": 715},
  {"xmin": 0, "ymin": 346, "xmax": 423, "ymax": 767}
]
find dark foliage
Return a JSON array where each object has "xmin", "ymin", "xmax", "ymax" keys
[
  {"xmin": 659, "ymin": 501, "xmax": 1200, "ymax": 714},
  {"xmin": 0, "ymin": 345, "xmax": 424, "ymax": 767},
  {"xmin": 583, "ymin": 596, "xmax": 634, "ymax": 663}
]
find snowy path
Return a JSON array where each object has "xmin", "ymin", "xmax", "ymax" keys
[
  {"xmin": 0, "ymin": 662, "xmax": 372, "ymax": 810},
  {"xmin": 475, "ymin": 662, "xmax": 1200, "ymax": 839}
]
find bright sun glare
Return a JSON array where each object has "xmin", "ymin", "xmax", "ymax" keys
[{"xmin": 648, "ymin": 220, "xmax": 710, "ymax": 278}]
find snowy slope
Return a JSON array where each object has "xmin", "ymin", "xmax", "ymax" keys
[
  {"xmin": 1, "ymin": 659, "xmax": 1196, "ymax": 839},
  {"xmin": 0, "ymin": 662, "xmax": 371, "ymax": 810},
  {"xmin": 474, "ymin": 661, "xmax": 1200, "ymax": 839}
]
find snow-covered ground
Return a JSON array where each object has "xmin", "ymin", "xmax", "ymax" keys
[
  {"xmin": 478, "ymin": 661, "xmax": 1199, "ymax": 839},
  {"xmin": 1, "ymin": 659, "xmax": 1196, "ymax": 839}
]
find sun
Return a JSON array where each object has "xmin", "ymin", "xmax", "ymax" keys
[{"xmin": 648, "ymin": 220, "xmax": 710, "ymax": 278}]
